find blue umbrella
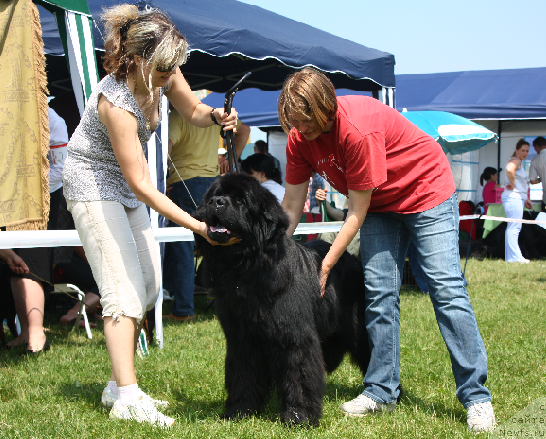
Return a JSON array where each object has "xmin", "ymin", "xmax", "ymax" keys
[{"xmin": 401, "ymin": 110, "xmax": 497, "ymax": 155}]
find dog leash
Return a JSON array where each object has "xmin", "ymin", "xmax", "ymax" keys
[{"xmin": 0, "ymin": 259, "xmax": 82, "ymax": 302}]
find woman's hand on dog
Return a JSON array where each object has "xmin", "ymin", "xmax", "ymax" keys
[
  {"xmin": 197, "ymin": 223, "xmax": 242, "ymax": 246},
  {"xmin": 319, "ymin": 263, "xmax": 331, "ymax": 298},
  {"xmin": 209, "ymin": 236, "xmax": 242, "ymax": 246}
]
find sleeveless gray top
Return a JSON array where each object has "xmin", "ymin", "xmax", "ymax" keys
[
  {"xmin": 503, "ymin": 159, "xmax": 529, "ymax": 200},
  {"xmin": 63, "ymin": 74, "xmax": 165, "ymax": 208}
]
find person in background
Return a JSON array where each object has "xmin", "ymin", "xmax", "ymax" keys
[
  {"xmin": 217, "ymin": 147, "xmax": 228, "ymax": 175},
  {"xmin": 242, "ymin": 153, "xmax": 285, "ymax": 204},
  {"xmin": 278, "ymin": 67, "xmax": 494, "ymax": 432},
  {"xmin": 529, "ymin": 136, "xmax": 546, "ymax": 212},
  {"xmin": 314, "ymin": 188, "xmax": 361, "ymax": 258},
  {"xmin": 62, "ymin": 4, "xmax": 238, "ymax": 427},
  {"xmin": 254, "ymin": 139, "xmax": 282, "ymax": 180},
  {"xmin": 163, "ymin": 109, "xmax": 249, "ymax": 323},
  {"xmin": 57, "ymin": 246, "xmax": 101, "ymax": 328},
  {"xmin": 0, "ymin": 107, "xmax": 67, "ymax": 354},
  {"xmin": 480, "ymin": 167, "xmax": 501, "ymax": 209},
  {"xmin": 307, "ymin": 172, "xmax": 325, "ymax": 212},
  {"xmin": 501, "ymin": 139, "xmax": 533, "ymax": 263}
]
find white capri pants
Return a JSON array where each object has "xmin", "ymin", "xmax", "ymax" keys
[{"xmin": 67, "ymin": 200, "xmax": 160, "ymax": 323}]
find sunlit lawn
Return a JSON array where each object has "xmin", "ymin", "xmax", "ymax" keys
[{"xmin": 1, "ymin": 258, "xmax": 545, "ymax": 438}]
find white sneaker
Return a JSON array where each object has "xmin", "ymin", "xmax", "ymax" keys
[
  {"xmin": 109, "ymin": 397, "xmax": 175, "ymax": 427},
  {"xmin": 101, "ymin": 387, "xmax": 169, "ymax": 409},
  {"xmin": 518, "ymin": 258, "xmax": 531, "ymax": 264},
  {"xmin": 340, "ymin": 394, "xmax": 396, "ymax": 416},
  {"xmin": 467, "ymin": 401, "xmax": 496, "ymax": 432}
]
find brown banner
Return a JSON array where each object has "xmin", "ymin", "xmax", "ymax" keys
[{"xmin": 0, "ymin": 0, "xmax": 49, "ymax": 231}]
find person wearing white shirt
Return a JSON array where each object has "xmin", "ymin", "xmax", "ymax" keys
[
  {"xmin": 241, "ymin": 153, "xmax": 285, "ymax": 204},
  {"xmin": 501, "ymin": 139, "xmax": 533, "ymax": 263}
]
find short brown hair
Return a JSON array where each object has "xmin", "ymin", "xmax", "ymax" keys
[
  {"xmin": 278, "ymin": 67, "xmax": 337, "ymax": 134},
  {"xmin": 101, "ymin": 4, "xmax": 188, "ymax": 84}
]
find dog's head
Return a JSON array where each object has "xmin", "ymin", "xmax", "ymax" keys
[{"xmin": 193, "ymin": 174, "xmax": 289, "ymax": 253}]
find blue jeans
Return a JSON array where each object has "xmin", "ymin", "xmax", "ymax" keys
[
  {"xmin": 164, "ymin": 177, "xmax": 216, "ymax": 316},
  {"xmin": 359, "ymin": 193, "xmax": 491, "ymax": 408}
]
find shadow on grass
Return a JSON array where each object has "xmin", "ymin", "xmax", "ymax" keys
[
  {"xmin": 57, "ymin": 381, "xmax": 106, "ymax": 409},
  {"xmin": 159, "ymin": 293, "xmax": 219, "ymax": 326},
  {"xmin": 0, "ymin": 348, "xmax": 30, "ymax": 368},
  {"xmin": 171, "ymin": 388, "xmax": 289, "ymax": 424}
]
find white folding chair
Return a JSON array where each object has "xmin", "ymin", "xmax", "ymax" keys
[{"xmin": 52, "ymin": 283, "xmax": 92, "ymax": 339}]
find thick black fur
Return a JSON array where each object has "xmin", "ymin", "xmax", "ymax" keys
[{"xmin": 193, "ymin": 174, "xmax": 370, "ymax": 426}]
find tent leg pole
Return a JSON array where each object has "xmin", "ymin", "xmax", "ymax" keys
[{"xmin": 497, "ymin": 121, "xmax": 502, "ymax": 182}]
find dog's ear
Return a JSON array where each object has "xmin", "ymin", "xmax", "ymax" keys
[{"xmin": 252, "ymin": 193, "xmax": 290, "ymax": 249}]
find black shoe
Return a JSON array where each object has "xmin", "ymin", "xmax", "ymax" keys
[{"xmin": 23, "ymin": 339, "xmax": 50, "ymax": 356}]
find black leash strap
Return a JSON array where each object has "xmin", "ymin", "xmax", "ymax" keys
[{"xmin": 220, "ymin": 72, "xmax": 252, "ymax": 174}]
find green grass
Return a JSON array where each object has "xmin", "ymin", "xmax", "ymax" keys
[{"xmin": 1, "ymin": 258, "xmax": 545, "ymax": 438}]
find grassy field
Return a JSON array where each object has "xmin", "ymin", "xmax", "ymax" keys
[{"xmin": 1, "ymin": 258, "xmax": 545, "ymax": 439}]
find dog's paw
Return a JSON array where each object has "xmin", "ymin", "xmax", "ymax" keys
[
  {"xmin": 281, "ymin": 407, "xmax": 318, "ymax": 428},
  {"xmin": 221, "ymin": 408, "xmax": 253, "ymax": 421}
]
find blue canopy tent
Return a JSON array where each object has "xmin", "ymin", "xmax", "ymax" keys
[
  {"xmin": 395, "ymin": 67, "xmax": 546, "ymax": 202},
  {"xmin": 39, "ymin": 0, "xmax": 395, "ymax": 96},
  {"xmin": 395, "ymin": 67, "xmax": 546, "ymax": 120}
]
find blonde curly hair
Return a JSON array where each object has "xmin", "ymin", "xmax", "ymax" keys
[{"xmin": 101, "ymin": 4, "xmax": 189, "ymax": 90}]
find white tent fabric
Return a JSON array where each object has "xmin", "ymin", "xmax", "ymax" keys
[{"xmin": 59, "ymin": 10, "xmax": 98, "ymax": 115}]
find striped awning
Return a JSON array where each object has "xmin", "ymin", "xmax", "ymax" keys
[{"xmin": 35, "ymin": 0, "xmax": 99, "ymax": 115}]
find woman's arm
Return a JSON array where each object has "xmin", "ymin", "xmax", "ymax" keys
[
  {"xmin": 319, "ymin": 189, "xmax": 371, "ymax": 295},
  {"xmin": 505, "ymin": 159, "xmax": 519, "ymax": 190},
  {"xmin": 281, "ymin": 181, "xmax": 311, "ymax": 237},
  {"xmin": 165, "ymin": 69, "xmax": 238, "ymax": 131},
  {"xmin": 98, "ymin": 96, "xmax": 230, "ymax": 245}
]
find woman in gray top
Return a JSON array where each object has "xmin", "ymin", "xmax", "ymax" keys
[{"xmin": 63, "ymin": 4, "xmax": 238, "ymax": 427}]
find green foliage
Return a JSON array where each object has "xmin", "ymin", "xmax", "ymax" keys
[{"xmin": 1, "ymin": 259, "xmax": 544, "ymax": 438}]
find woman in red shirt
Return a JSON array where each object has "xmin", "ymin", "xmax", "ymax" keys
[{"xmin": 278, "ymin": 68, "xmax": 494, "ymax": 432}]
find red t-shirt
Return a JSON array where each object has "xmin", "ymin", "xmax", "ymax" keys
[{"xmin": 285, "ymin": 96, "xmax": 456, "ymax": 213}]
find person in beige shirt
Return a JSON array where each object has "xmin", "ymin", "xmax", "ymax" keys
[{"xmin": 163, "ymin": 109, "xmax": 249, "ymax": 322}]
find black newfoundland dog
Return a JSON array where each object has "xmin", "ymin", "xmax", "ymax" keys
[{"xmin": 193, "ymin": 174, "xmax": 370, "ymax": 426}]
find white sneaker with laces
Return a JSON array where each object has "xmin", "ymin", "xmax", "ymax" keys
[
  {"xmin": 467, "ymin": 401, "xmax": 496, "ymax": 432},
  {"xmin": 109, "ymin": 396, "xmax": 175, "ymax": 427},
  {"xmin": 340, "ymin": 394, "xmax": 396, "ymax": 416},
  {"xmin": 101, "ymin": 387, "xmax": 169, "ymax": 409}
]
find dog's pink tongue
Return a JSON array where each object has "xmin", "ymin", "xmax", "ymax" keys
[{"xmin": 209, "ymin": 225, "xmax": 230, "ymax": 234}]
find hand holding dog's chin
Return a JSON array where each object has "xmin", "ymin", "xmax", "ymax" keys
[{"xmin": 207, "ymin": 235, "xmax": 242, "ymax": 246}]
